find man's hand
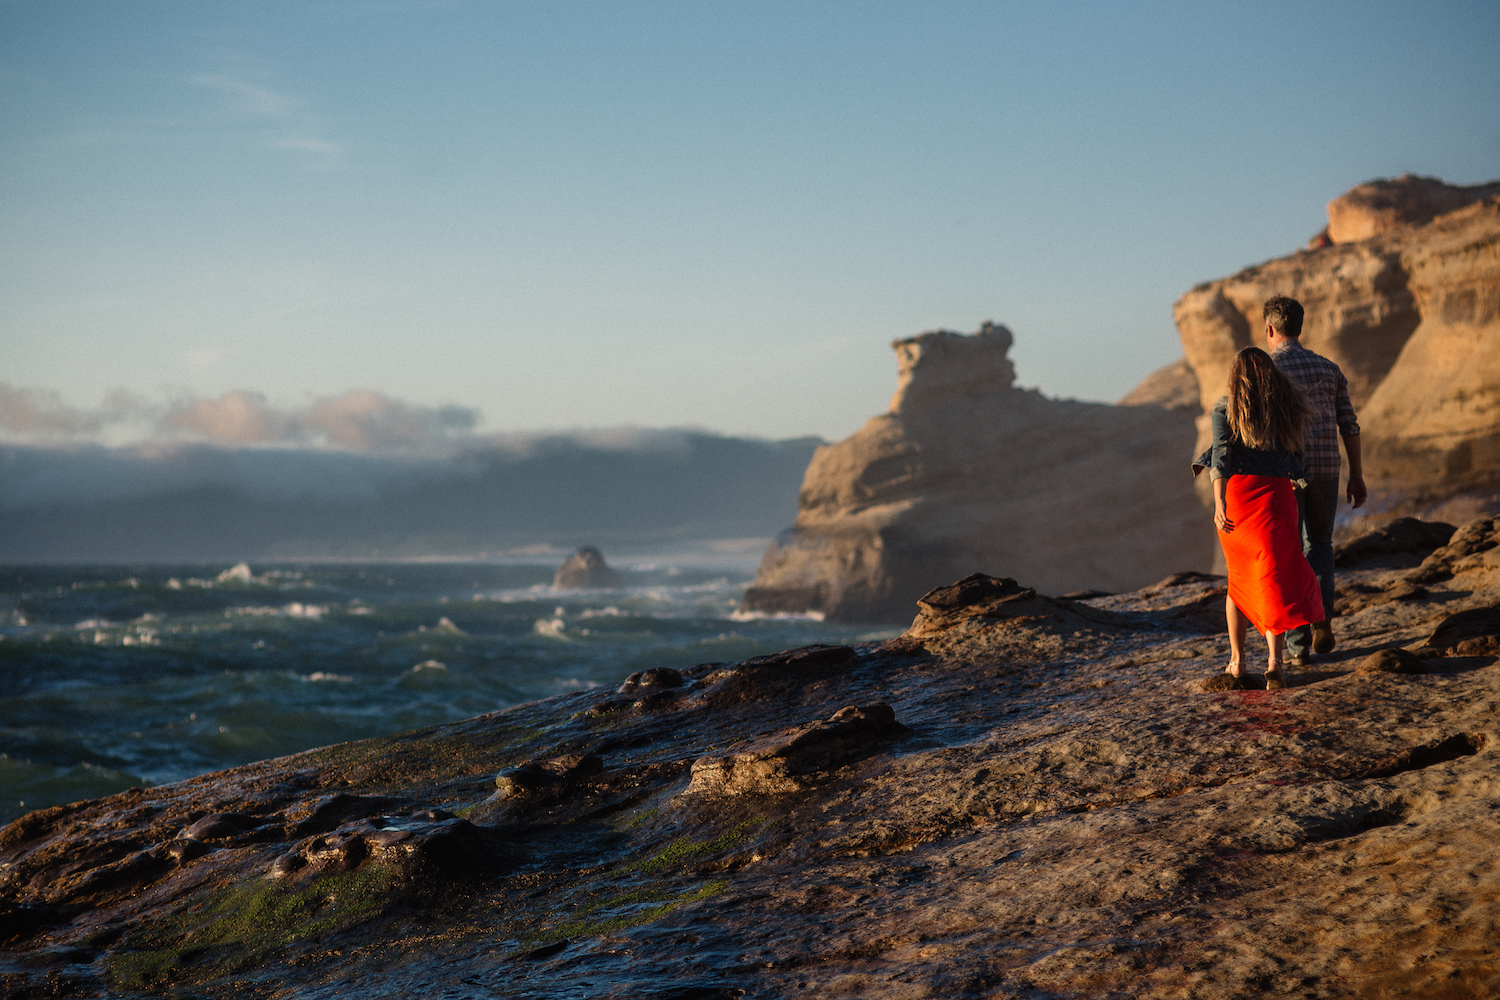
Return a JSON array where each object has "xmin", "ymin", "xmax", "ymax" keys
[{"xmin": 1347, "ymin": 474, "xmax": 1367, "ymax": 509}]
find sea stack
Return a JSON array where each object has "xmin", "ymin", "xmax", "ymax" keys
[
  {"xmin": 553, "ymin": 546, "xmax": 623, "ymax": 589},
  {"xmin": 740, "ymin": 322, "xmax": 1213, "ymax": 621}
]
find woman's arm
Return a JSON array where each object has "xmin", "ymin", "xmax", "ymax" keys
[
  {"xmin": 1213, "ymin": 475, "xmax": 1233, "ymax": 533},
  {"xmin": 1209, "ymin": 397, "xmax": 1233, "ymax": 481}
]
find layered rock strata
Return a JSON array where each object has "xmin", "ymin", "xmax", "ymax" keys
[
  {"xmin": 741, "ymin": 323, "xmax": 1213, "ymax": 621},
  {"xmin": 7, "ymin": 517, "xmax": 1500, "ymax": 997},
  {"xmin": 1173, "ymin": 176, "xmax": 1500, "ymax": 498}
]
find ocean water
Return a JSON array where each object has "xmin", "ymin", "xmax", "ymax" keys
[{"xmin": 0, "ymin": 560, "xmax": 898, "ymax": 825}]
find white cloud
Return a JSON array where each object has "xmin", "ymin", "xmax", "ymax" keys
[
  {"xmin": 180, "ymin": 347, "xmax": 230, "ymax": 375},
  {"xmin": 161, "ymin": 390, "xmax": 286, "ymax": 445},
  {"xmin": 0, "ymin": 384, "xmax": 104, "ymax": 436},
  {"xmin": 1, "ymin": 385, "xmax": 479, "ymax": 454},
  {"xmin": 273, "ymin": 137, "xmax": 343, "ymax": 156},
  {"xmin": 188, "ymin": 74, "xmax": 297, "ymax": 116}
]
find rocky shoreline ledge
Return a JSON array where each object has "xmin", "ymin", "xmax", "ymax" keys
[{"xmin": 5, "ymin": 519, "xmax": 1500, "ymax": 998}]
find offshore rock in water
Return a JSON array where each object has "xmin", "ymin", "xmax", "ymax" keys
[{"xmin": 553, "ymin": 546, "xmax": 622, "ymax": 589}]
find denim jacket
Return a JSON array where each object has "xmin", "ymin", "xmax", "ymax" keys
[{"xmin": 1192, "ymin": 396, "xmax": 1308, "ymax": 484}]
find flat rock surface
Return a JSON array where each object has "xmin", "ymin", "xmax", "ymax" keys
[{"xmin": 6, "ymin": 521, "xmax": 1500, "ymax": 998}]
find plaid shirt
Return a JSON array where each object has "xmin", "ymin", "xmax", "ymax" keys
[{"xmin": 1272, "ymin": 339, "xmax": 1360, "ymax": 481}]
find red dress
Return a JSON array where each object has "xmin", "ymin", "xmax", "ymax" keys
[{"xmin": 1220, "ymin": 475, "xmax": 1325, "ymax": 634}]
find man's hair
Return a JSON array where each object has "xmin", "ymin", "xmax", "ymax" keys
[
  {"xmin": 1228, "ymin": 346, "xmax": 1310, "ymax": 453},
  {"xmin": 1263, "ymin": 295, "xmax": 1304, "ymax": 338}
]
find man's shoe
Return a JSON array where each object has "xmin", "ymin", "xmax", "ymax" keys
[
  {"xmin": 1312, "ymin": 620, "xmax": 1336, "ymax": 655},
  {"xmin": 1287, "ymin": 653, "xmax": 1311, "ymax": 668}
]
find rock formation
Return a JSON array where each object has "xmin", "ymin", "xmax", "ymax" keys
[
  {"xmin": 552, "ymin": 545, "xmax": 622, "ymax": 589},
  {"xmin": 1173, "ymin": 175, "xmax": 1500, "ymax": 505},
  {"xmin": 1325, "ymin": 173, "xmax": 1500, "ymax": 245},
  {"xmin": 1116, "ymin": 356, "xmax": 1200, "ymax": 410},
  {"xmin": 8, "ymin": 516, "xmax": 1500, "ymax": 998},
  {"xmin": 741, "ymin": 323, "xmax": 1214, "ymax": 621}
]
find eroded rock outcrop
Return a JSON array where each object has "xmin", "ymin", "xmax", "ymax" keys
[
  {"xmin": 742, "ymin": 324, "xmax": 1213, "ymax": 621},
  {"xmin": 1174, "ymin": 175, "xmax": 1500, "ymax": 501},
  {"xmin": 1325, "ymin": 173, "xmax": 1500, "ymax": 244},
  {"xmin": 684, "ymin": 704, "xmax": 907, "ymax": 797}
]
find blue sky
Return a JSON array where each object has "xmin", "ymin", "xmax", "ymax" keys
[{"xmin": 2, "ymin": 0, "xmax": 1497, "ymax": 444}]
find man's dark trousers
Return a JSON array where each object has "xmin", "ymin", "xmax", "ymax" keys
[{"xmin": 1286, "ymin": 479, "xmax": 1340, "ymax": 659}]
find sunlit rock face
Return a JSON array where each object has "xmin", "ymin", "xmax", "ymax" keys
[
  {"xmin": 741, "ymin": 323, "xmax": 1212, "ymax": 622},
  {"xmin": 1325, "ymin": 173, "xmax": 1500, "ymax": 244},
  {"xmin": 1173, "ymin": 176, "xmax": 1500, "ymax": 502}
]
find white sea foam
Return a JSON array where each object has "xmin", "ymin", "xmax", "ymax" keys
[
  {"xmin": 225, "ymin": 603, "xmax": 326, "ymax": 620},
  {"xmin": 302, "ymin": 671, "xmax": 353, "ymax": 682},
  {"xmin": 411, "ymin": 659, "xmax": 447, "ymax": 672},
  {"xmin": 216, "ymin": 563, "xmax": 254, "ymax": 585},
  {"xmin": 579, "ymin": 606, "xmax": 624, "ymax": 619},
  {"xmin": 729, "ymin": 608, "xmax": 827, "ymax": 622},
  {"xmin": 533, "ymin": 617, "xmax": 568, "ymax": 640},
  {"xmin": 417, "ymin": 616, "xmax": 464, "ymax": 635}
]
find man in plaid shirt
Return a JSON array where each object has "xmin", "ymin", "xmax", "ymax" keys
[{"xmin": 1265, "ymin": 295, "xmax": 1367, "ymax": 665}]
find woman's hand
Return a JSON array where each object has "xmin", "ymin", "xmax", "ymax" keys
[
  {"xmin": 1213, "ymin": 477, "xmax": 1233, "ymax": 532},
  {"xmin": 1214, "ymin": 504, "xmax": 1234, "ymax": 533}
]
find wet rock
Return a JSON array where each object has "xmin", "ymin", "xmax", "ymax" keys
[
  {"xmin": 685, "ymin": 704, "xmax": 907, "ymax": 797},
  {"xmin": 181, "ymin": 812, "xmax": 261, "ymax": 842},
  {"xmin": 692, "ymin": 644, "xmax": 863, "ymax": 708},
  {"xmin": 1334, "ymin": 517, "xmax": 1456, "ymax": 567},
  {"xmin": 0, "ymin": 804, "xmax": 73, "ymax": 851},
  {"xmin": 1355, "ymin": 648, "xmax": 1428, "ymax": 675},
  {"xmin": 901, "ymin": 574, "xmax": 1128, "ymax": 644},
  {"xmin": 554, "ymin": 546, "xmax": 622, "ymax": 589},
  {"xmin": 160, "ymin": 838, "xmax": 212, "ymax": 864},
  {"xmin": 738, "ymin": 644, "xmax": 859, "ymax": 675},
  {"xmin": 286, "ymin": 793, "xmax": 404, "ymax": 837},
  {"xmin": 492, "ymin": 754, "xmax": 604, "ymax": 799},
  {"xmin": 270, "ymin": 809, "xmax": 486, "ymax": 882},
  {"xmin": 619, "ymin": 667, "xmax": 683, "ymax": 695}
]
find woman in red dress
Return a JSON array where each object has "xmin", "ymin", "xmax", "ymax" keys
[{"xmin": 1198, "ymin": 347, "xmax": 1325, "ymax": 690}]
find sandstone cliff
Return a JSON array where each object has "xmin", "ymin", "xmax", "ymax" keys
[
  {"xmin": 740, "ymin": 323, "xmax": 1213, "ymax": 622},
  {"xmin": 1174, "ymin": 175, "xmax": 1500, "ymax": 503},
  {"xmin": 6, "ymin": 520, "xmax": 1500, "ymax": 998}
]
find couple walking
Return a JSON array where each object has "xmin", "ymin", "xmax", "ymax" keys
[{"xmin": 1195, "ymin": 296, "xmax": 1366, "ymax": 690}]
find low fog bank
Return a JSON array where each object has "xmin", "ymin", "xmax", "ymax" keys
[{"xmin": 0, "ymin": 431, "xmax": 822, "ymax": 563}]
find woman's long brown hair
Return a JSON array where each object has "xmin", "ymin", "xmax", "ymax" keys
[{"xmin": 1227, "ymin": 346, "xmax": 1310, "ymax": 453}]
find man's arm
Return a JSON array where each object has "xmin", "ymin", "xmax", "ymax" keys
[{"xmin": 1343, "ymin": 433, "xmax": 1367, "ymax": 508}]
